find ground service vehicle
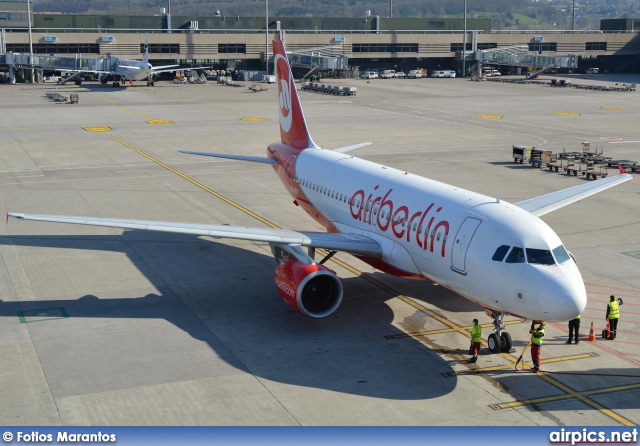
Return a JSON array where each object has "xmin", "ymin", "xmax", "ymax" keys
[{"xmin": 380, "ymin": 70, "xmax": 395, "ymax": 79}]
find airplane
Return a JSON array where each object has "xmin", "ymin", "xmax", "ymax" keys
[
  {"xmin": 7, "ymin": 39, "xmax": 633, "ymax": 354},
  {"xmin": 62, "ymin": 34, "xmax": 180, "ymax": 87}
]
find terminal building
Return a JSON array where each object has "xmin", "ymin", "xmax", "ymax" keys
[{"xmin": 1, "ymin": 0, "xmax": 640, "ymax": 81}]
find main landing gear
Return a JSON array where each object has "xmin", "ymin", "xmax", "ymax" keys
[{"xmin": 486, "ymin": 309, "xmax": 512, "ymax": 353}]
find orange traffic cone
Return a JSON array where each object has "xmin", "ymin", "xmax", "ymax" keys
[{"xmin": 587, "ymin": 321, "xmax": 596, "ymax": 342}]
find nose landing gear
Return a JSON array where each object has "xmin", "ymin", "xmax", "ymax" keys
[{"xmin": 486, "ymin": 308, "xmax": 513, "ymax": 353}]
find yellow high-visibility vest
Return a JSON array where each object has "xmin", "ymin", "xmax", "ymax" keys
[
  {"xmin": 609, "ymin": 301, "xmax": 620, "ymax": 320},
  {"xmin": 531, "ymin": 327, "xmax": 545, "ymax": 346},
  {"xmin": 470, "ymin": 323, "xmax": 482, "ymax": 342}
]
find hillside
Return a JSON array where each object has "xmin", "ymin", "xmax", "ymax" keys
[{"xmin": 31, "ymin": 0, "xmax": 640, "ymax": 30}]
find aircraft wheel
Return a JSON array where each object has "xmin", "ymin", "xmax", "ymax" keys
[
  {"xmin": 146, "ymin": 81, "xmax": 150, "ymax": 86},
  {"xmin": 488, "ymin": 333, "xmax": 501, "ymax": 353},
  {"xmin": 500, "ymin": 332, "xmax": 512, "ymax": 352},
  {"xmin": 151, "ymin": 81, "xmax": 155, "ymax": 87}
]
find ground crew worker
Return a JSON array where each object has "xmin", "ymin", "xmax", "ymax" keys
[
  {"xmin": 468, "ymin": 319, "xmax": 482, "ymax": 363},
  {"xmin": 530, "ymin": 321, "xmax": 545, "ymax": 372},
  {"xmin": 566, "ymin": 315, "xmax": 581, "ymax": 344},
  {"xmin": 606, "ymin": 295, "xmax": 624, "ymax": 340}
]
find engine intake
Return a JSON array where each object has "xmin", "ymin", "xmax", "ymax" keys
[{"xmin": 274, "ymin": 258, "xmax": 343, "ymax": 318}]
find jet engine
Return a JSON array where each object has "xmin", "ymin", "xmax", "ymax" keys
[
  {"xmin": 152, "ymin": 74, "xmax": 160, "ymax": 82},
  {"xmin": 274, "ymin": 258, "xmax": 343, "ymax": 318}
]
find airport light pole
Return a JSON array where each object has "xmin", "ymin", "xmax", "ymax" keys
[
  {"xmin": 265, "ymin": 0, "xmax": 269, "ymax": 74},
  {"xmin": 26, "ymin": 0, "xmax": 34, "ymax": 83},
  {"xmin": 461, "ymin": 0, "xmax": 467, "ymax": 78}
]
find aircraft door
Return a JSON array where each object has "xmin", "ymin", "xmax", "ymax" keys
[{"xmin": 451, "ymin": 217, "xmax": 482, "ymax": 275}]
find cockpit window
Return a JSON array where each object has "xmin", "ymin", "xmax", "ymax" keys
[
  {"xmin": 552, "ymin": 245, "xmax": 571, "ymax": 264},
  {"xmin": 526, "ymin": 248, "xmax": 555, "ymax": 265},
  {"xmin": 492, "ymin": 245, "xmax": 510, "ymax": 261},
  {"xmin": 505, "ymin": 247, "xmax": 525, "ymax": 264}
]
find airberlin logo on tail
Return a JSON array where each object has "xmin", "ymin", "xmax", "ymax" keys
[{"xmin": 275, "ymin": 54, "xmax": 293, "ymax": 133}]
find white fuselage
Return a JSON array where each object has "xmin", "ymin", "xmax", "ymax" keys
[
  {"xmin": 289, "ymin": 148, "xmax": 587, "ymax": 322},
  {"xmin": 114, "ymin": 61, "xmax": 152, "ymax": 81}
]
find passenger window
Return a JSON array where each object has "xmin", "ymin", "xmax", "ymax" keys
[
  {"xmin": 505, "ymin": 247, "xmax": 525, "ymax": 264},
  {"xmin": 526, "ymin": 248, "xmax": 555, "ymax": 265},
  {"xmin": 552, "ymin": 245, "xmax": 571, "ymax": 264},
  {"xmin": 492, "ymin": 245, "xmax": 510, "ymax": 262}
]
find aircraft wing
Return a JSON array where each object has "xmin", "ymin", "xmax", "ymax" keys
[
  {"xmin": 62, "ymin": 69, "xmax": 111, "ymax": 74},
  {"xmin": 515, "ymin": 170, "xmax": 633, "ymax": 217},
  {"xmin": 151, "ymin": 66, "xmax": 181, "ymax": 74},
  {"xmin": 7, "ymin": 213, "xmax": 383, "ymax": 258},
  {"xmin": 153, "ymin": 64, "xmax": 181, "ymax": 71}
]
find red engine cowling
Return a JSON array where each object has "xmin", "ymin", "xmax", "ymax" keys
[{"xmin": 274, "ymin": 258, "xmax": 343, "ymax": 318}]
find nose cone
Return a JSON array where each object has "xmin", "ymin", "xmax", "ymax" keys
[{"xmin": 539, "ymin": 276, "xmax": 587, "ymax": 321}]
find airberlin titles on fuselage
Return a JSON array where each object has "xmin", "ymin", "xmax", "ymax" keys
[{"xmin": 350, "ymin": 185, "xmax": 450, "ymax": 257}]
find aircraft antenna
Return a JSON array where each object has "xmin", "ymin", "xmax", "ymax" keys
[{"xmin": 496, "ymin": 193, "xmax": 500, "ymax": 203}]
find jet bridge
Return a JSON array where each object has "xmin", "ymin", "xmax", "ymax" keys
[
  {"xmin": 472, "ymin": 45, "xmax": 578, "ymax": 74},
  {"xmin": 286, "ymin": 46, "xmax": 348, "ymax": 78},
  {"xmin": 0, "ymin": 52, "xmax": 117, "ymax": 84}
]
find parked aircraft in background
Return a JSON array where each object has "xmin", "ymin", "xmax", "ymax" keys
[
  {"xmin": 9, "ymin": 39, "xmax": 633, "ymax": 353},
  {"xmin": 61, "ymin": 34, "xmax": 179, "ymax": 87}
]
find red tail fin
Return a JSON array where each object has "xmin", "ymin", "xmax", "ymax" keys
[{"xmin": 273, "ymin": 40, "xmax": 318, "ymax": 151}]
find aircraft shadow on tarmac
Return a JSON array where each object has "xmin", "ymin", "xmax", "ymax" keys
[{"xmin": 0, "ymin": 233, "xmax": 462, "ymax": 400}]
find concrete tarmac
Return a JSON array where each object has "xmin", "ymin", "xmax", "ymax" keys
[{"xmin": 0, "ymin": 74, "xmax": 638, "ymax": 426}]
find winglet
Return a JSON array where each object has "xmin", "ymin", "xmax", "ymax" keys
[
  {"xmin": 618, "ymin": 164, "xmax": 629, "ymax": 175},
  {"xmin": 4, "ymin": 202, "xmax": 8, "ymax": 223}
]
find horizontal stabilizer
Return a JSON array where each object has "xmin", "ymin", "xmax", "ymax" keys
[
  {"xmin": 179, "ymin": 150, "xmax": 278, "ymax": 165},
  {"xmin": 515, "ymin": 172, "xmax": 633, "ymax": 217},
  {"xmin": 7, "ymin": 213, "xmax": 382, "ymax": 258},
  {"xmin": 332, "ymin": 142, "xmax": 372, "ymax": 154}
]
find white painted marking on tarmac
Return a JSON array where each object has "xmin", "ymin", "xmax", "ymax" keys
[{"xmin": 608, "ymin": 140, "xmax": 640, "ymax": 144}]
